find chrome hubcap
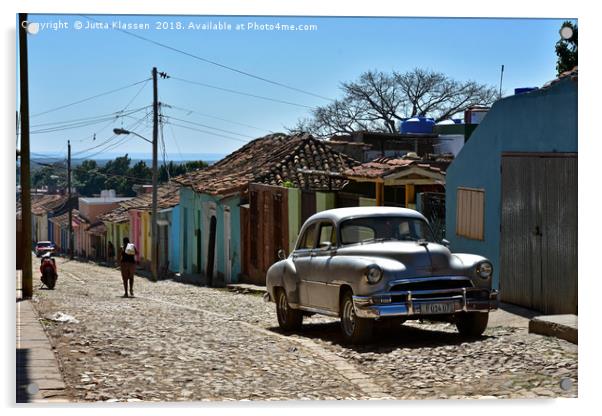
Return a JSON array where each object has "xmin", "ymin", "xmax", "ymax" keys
[{"xmin": 342, "ymin": 299, "xmax": 355, "ymax": 336}]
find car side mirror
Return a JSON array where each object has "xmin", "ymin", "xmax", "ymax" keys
[
  {"xmin": 277, "ymin": 249, "xmax": 287, "ymax": 260},
  {"xmin": 319, "ymin": 241, "xmax": 333, "ymax": 251},
  {"xmin": 441, "ymin": 238, "xmax": 450, "ymax": 247}
]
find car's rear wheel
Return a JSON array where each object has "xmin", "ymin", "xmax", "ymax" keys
[
  {"xmin": 340, "ymin": 291, "xmax": 373, "ymax": 344},
  {"xmin": 275, "ymin": 288, "xmax": 303, "ymax": 331},
  {"xmin": 456, "ymin": 312, "xmax": 489, "ymax": 337}
]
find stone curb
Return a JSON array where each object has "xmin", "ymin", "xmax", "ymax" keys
[{"xmin": 528, "ymin": 315, "xmax": 577, "ymax": 344}]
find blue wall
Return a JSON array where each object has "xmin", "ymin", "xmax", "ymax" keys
[
  {"xmin": 179, "ymin": 187, "xmax": 241, "ymax": 283},
  {"xmin": 445, "ymin": 78, "xmax": 577, "ymax": 288},
  {"xmin": 169, "ymin": 205, "xmax": 180, "ymax": 273}
]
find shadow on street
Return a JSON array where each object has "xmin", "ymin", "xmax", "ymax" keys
[{"xmin": 268, "ymin": 320, "xmax": 491, "ymax": 353}]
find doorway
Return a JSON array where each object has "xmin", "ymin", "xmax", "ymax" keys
[
  {"xmin": 206, "ymin": 215, "xmax": 217, "ymax": 286},
  {"xmin": 500, "ymin": 153, "xmax": 577, "ymax": 314}
]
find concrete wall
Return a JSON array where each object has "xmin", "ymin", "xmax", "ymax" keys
[
  {"xmin": 445, "ymin": 78, "xmax": 578, "ymax": 288},
  {"xmin": 287, "ymin": 188, "xmax": 302, "ymax": 251},
  {"xmin": 316, "ymin": 191, "xmax": 336, "ymax": 212},
  {"xmin": 169, "ymin": 205, "xmax": 180, "ymax": 273},
  {"xmin": 359, "ymin": 197, "xmax": 377, "ymax": 206},
  {"xmin": 179, "ymin": 187, "xmax": 241, "ymax": 283},
  {"xmin": 79, "ymin": 200, "xmax": 121, "ymax": 223}
]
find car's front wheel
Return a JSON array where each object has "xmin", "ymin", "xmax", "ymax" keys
[
  {"xmin": 455, "ymin": 312, "xmax": 489, "ymax": 337},
  {"xmin": 275, "ymin": 288, "xmax": 303, "ymax": 331},
  {"xmin": 340, "ymin": 291, "xmax": 373, "ymax": 344}
]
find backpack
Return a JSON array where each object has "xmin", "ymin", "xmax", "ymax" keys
[{"xmin": 125, "ymin": 243, "xmax": 136, "ymax": 255}]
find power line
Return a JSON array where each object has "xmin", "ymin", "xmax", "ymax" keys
[
  {"xmin": 80, "ymin": 15, "xmax": 333, "ymax": 102},
  {"xmin": 72, "ymin": 112, "xmax": 151, "ymax": 156},
  {"xmin": 31, "ymin": 111, "xmax": 146, "ymax": 134},
  {"xmin": 166, "ymin": 121, "xmax": 249, "ymax": 143},
  {"xmin": 31, "ymin": 78, "xmax": 151, "ymax": 118},
  {"xmin": 167, "ymin": 122, "xmax": 186, "ymax": 162},
  {"xmin": 165, "ymin": 115, "xmax": 255, "ymax": 139},
  {"xmin": 73, "ymin": 113, "xmax": 151, "ymax": 158},
  {"xmin": 164, "ymin": 103, "xmax": 273, "ymax": 134},
  {"xmin": 30, "ymin": 106, "xmax": 149, "ymax": 129},
  {"xmin": 122, "ymin": 79, "xmax": 151, "ymax": 112},
  {"xmin": 170, "ymin": 76, "xmax": 315, "ymax": 109}
]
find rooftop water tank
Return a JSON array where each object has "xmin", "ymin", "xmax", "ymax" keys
[
  {"xmin": 514, "ymin": 87, "xmax": 538, "ymax": 95},
  {"xmin": 400, "ymin": 116, "xmax": 435, "ymax": 134}
]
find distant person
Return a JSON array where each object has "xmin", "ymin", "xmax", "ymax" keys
[
  {"xmin": 120, "ymin": 237, "xmax": 137, "ymax": 298},
  {"xmin": 108, "ymin": 241, "xmax": 115, "ymax": 265}
]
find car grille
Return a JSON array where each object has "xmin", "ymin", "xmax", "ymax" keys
[
  {"xmin": 390, "ymin": 278, "xmax": 473, "ymax": 292},
  {"xmin": 389, "ymin": 278, "xmax": 480, "ymax": 303}
]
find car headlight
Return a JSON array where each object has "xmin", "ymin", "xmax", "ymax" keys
[
  {"xmin": 476, "ymin": 261, "xmax": 493, "ymax": 279},
  {"xmin": 365, "ymin": 265, "xmax": 383, "ymax": 284}
]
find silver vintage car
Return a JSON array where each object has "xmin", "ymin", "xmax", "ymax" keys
[{"xmin": 265, "ymin": 207, "xmax": 499, "ymax": 343}]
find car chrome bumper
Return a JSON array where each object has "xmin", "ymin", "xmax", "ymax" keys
[{"xmin": 353, "ymin": 288, "xmax": 499, "ymax": 319}]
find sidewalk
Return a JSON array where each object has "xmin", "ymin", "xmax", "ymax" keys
[{"xmin": 16, "ymin": 272, "xmax": 69, "ymax": 403}]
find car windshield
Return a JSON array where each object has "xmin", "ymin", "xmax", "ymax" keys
[
  {"xmin": 37, "ymin": 242, "xmax": 52, "ymax": 247},
  {"xmin": 339, "ymin": 216, "xmax": 436, "ymax": 245}
]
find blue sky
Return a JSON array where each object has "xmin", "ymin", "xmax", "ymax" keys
[{"xmin": 20, "ymin": 14, "xmax": 574, "ymax": 160}]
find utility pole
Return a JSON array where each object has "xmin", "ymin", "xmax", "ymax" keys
[
  {"xmin": 151, "ymin": 67, "xmax": 158, "ymax": 281},
  {"xmin": 67, "ymin": 140, "xmax": 73, "ymax": 259},
  {"xmin": 18, "ymin": 13, "xmax": 32, "ymax": 299},
  {"xmin": 499, "ymin": 64, "xmax": 505, "ymax": 99}
]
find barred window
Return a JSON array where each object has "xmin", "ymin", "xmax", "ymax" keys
[{"xmin": 456, "ymin": 187, "xmax": 485, "ymax": 240}]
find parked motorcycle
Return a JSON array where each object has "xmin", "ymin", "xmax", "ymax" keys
[{"xmin": 39, "ymin": 253, "xmax": 58, "ymax": 290}]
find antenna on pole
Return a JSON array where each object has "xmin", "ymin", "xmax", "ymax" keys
[{"xmin": 499, "ymin": 64, "xmax": 505, "ymax": 99}]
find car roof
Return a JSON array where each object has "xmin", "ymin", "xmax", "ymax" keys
[
  {"xmin": 37, "ymin": 241, "xmax": 52, "ymax": 244},
  {"xmin": 306, "ymin": 206, "xmax": 427, "ymax": 223}
]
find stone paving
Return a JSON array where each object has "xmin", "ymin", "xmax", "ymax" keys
[{"xmin": 30, "ymin": 257, "xmax": 578, "ymax": 402}]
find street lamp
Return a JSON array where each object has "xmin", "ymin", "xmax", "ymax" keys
[
  {"xmin": 113, "ymin": 127, "xmax": 158, "ymax": 281},
  {"xmin": 113, "ymin": 128, "xmax": 152, "ymax": 144}
]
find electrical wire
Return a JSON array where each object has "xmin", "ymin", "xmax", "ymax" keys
[
  {"xmin": 72, "ymin": 112, "xmax": 151, "ymax": 157},
  {"xmin": 164, "ymin": 115, "xmax": 254, "ymax": 139},
  {"xmin": 164, "ymin": 103, "xmax": 273, "ymax": 134},
  {"xmin": 30, "ymin": 106, "xmax": 149, "ymax": 129},
  {"xmin": 80, "ymin": 15, "xmax": 333, "ymax": 102},
  {"xmin": 31, "ymin": 78, "xmax": 151, "ymax": 118},
  {"xmin": 166, "ymin": 121, "xmax": 249, "ymax": 143},
  {"xmin": 170, "ymin": 76, "xmax": 315, "ymax": 109}
]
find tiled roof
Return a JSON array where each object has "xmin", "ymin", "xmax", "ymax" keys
[
  {"xmin": 542, "ymin": 66, "xmax": 578, "ymax": 89},
  {"xmin": 87, "ymin": 221, "xmax": 106, "ymax": 235},
  {"xmin": 345, "ymin": 157, "xmax": 450, "ymax": 180},
  {"xmin": 49, "ymin": 209, "xmax": 85, "ymax": 227},
  {"xmin": 173, "ymin": 133, "xmax": 359, "ymax": 195},
  {"xmin": 30, "ymin": 195, "xmax": 66, "ymax": 215},
  {"xmin": 100, "ymin": 183, "xmax": 181, "ymax": 223}
]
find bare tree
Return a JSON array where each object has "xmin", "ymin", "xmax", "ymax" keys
[{"xmin": 290, "ymin": 68, "xmax": 498, "ymax": 138}]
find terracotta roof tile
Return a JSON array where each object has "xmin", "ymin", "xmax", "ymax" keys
[
  {"xmin": 100, "ymin": 183, "xmax": 181, "ymax": 223},
  {"xmin": 345, "ymin": 157, "xmax": 450, "ymax": 179},
  {"xmin": 173, "ymin": 133, "xmax": 359, "ymax": 195},
  {"xmin": 30, "ymin": 195, "xmax": 66, "ymax": 215}
]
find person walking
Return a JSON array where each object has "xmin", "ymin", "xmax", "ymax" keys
[{"xmin": 119, "ymin": 237, "xmax": 137, "ymax": 298}]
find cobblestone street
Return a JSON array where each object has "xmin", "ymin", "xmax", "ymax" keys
[{"xmin": 29, "ymin": 257, "xmax": 577, "ymax": 402}]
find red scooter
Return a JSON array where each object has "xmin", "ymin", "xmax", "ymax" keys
[{"xmin": 40, "ymin": 253, "xmax": 58, "ymax": 289}]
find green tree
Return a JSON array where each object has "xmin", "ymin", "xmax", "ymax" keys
[
  {"xmin": 31, "ymin": 163, "xmax": 67, "ymax": 190},
  {"xmin": 556, "ymin": 21, "xmax": 578, "ymax": 75},
  {"xmin": 73, "ymin": 160, "xmax": 106, "ymax": 196},
  {"xmin": 103, "ymin": 154, "xmax": 131, "ymax": 176}
]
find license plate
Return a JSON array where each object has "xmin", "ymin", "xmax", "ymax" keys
[{"xmin": 421, "ymin": 302, "xmax": 454, "ymax": 315}]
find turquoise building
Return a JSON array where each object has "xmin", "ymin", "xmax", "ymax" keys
[{"xmin": 445, "ymin": 70, "xmax": 577, "ymax": 313}]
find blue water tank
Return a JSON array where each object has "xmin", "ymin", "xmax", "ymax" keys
[
  {"xmin": 400, "ymin": 116, "xmax": 435, "ymax": 134},
  {"xmin": 514, "ymin": 87, "xmax": 538, "ymax": 95}
]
